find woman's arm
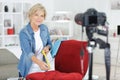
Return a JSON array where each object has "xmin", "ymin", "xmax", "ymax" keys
[{"xmin": 31, "ymin": 55, "xmax": 50, "ymax": 70}]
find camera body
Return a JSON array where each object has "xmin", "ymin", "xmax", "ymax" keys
[
  {"xmin": 75, "ymin": 8, "xmax": 108, "ymax": 40},
  {"xmin": 75, "ymin": 8, "xmax": 106, "ymax": 27}
]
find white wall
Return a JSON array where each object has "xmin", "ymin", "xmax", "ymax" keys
[
  {"xmin": 54, "ymin": 0, "xmax": 109, "ymax": 12},
  {"xmin": 53, "ymin": 0, "xmax": 120, "ymax": 34}
]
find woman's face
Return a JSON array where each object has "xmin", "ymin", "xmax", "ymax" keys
[{"xmin": 30, "ymin": 10, "xmax": 45, "ymax": 26}]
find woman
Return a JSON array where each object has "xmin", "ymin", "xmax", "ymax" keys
[{"xmin": 17, "ymin": 3, "xmax": 54, "ymax": 79}]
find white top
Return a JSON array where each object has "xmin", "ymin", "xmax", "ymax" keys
[{"xmin": 28, "ymin": 29, "xmax": 44, "ymax": 74}]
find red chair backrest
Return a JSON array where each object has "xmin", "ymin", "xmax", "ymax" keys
[{"xmin": 55, "ymin": 40, "xmax": 89, "ymax": 77}]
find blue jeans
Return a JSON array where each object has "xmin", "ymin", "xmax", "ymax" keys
[{"xmin": 18, "ymin": 72, "xmax": 24, "ymax": 80}]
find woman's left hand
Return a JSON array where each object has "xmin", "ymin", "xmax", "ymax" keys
[{"xmin": 43, "ymin": 46, "xmax": 50, "ymax": 54}]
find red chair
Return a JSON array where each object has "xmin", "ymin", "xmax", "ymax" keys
[{"xmin": 26, "ymin": 40, "xmax": 89, "ymax": 80}]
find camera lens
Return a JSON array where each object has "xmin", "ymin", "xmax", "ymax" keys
[{"xmin": 74, "ymin": 13, "xmax": 83, "ymax": 25}]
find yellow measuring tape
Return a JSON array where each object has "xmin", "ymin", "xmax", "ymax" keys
[{"xmin": 41, "ymin": 50, "xmax": 50, "ymax": 68}]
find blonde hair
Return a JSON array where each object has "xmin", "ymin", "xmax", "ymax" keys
[{"xmin": 28, "ymin": 3, "xmax": 46, "ymax": 19}]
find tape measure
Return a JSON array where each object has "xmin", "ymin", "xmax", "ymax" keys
[{"xmin": 41, "ymin": 50, "xmax": 50, "ymax": 68}]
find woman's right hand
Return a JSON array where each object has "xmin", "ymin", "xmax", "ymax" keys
[
  {"xmin": 38, "ymin": 60, "xmax": 50, "ymax": 71},
  {"xmin": 31, "ymin": 55, "xmax": 50, "ymax": 71}
]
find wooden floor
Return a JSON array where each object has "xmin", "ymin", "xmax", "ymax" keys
[{"xmin": 83, "ymin": 63, "xmax": 120, "ymax": 80}]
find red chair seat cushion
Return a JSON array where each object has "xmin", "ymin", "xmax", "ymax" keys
[{"xmin": 26, "ymin": 70, "xmax": 82, "ymax": 80}]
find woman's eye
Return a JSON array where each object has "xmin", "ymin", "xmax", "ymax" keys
[
  {"xmin": 41, "ymin": 15, "xmax": 44, "ymax": 17},
  {"xmin": 34, "ymin": 14, "xmax": 38, "ymax": 16}
]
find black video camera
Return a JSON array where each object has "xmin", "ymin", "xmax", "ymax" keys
[{"xmin": 75, "ymin": 8, "xmax": 106, "ymax": 27}]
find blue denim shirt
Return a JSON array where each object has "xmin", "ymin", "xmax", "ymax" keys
[{"xmin": 17, "ymin": 23, "xmax": 52, "ymax": 77}]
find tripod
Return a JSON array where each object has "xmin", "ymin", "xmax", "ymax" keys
[{"xmin": 85, "ymin": 26, "xmax": 111, "ymax": 80}]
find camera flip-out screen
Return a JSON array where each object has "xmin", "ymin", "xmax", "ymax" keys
[
  {"xmin": 117, "ymin": 25, "xmax": 120, "ymax": 35},
  {"xmin": 89, "ymin": 16, "xmax": 97, "ymax": 25}
]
